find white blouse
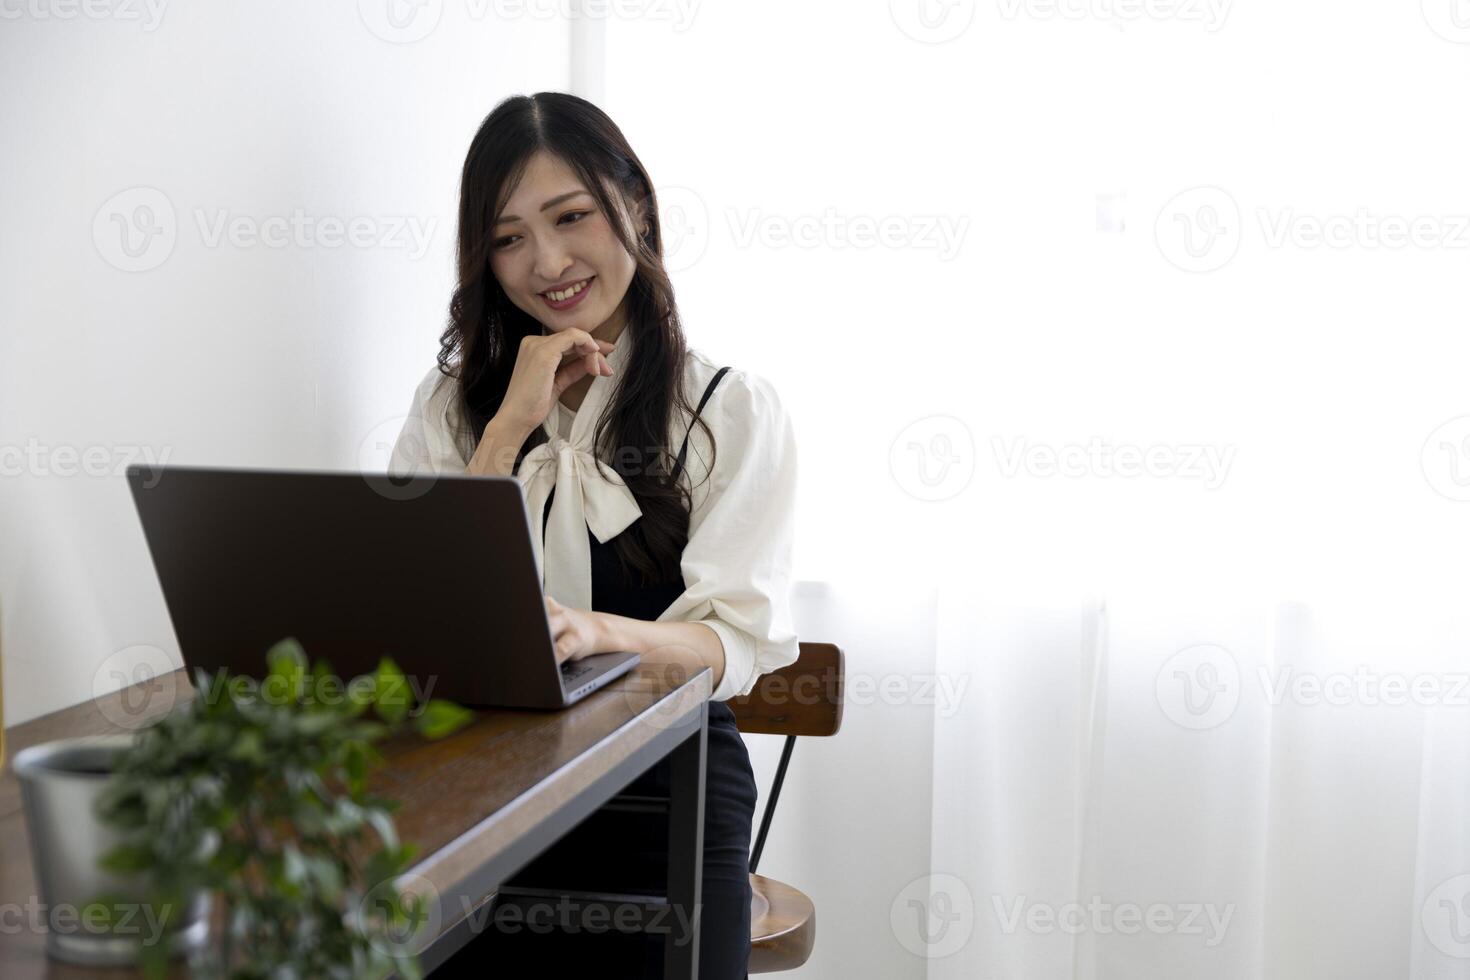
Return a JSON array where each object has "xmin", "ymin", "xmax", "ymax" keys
[{"xmin": 386, "ymin": 332, "xmax": 800, "ymax": 702}]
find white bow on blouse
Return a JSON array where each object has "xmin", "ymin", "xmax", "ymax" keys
[{"xmin": 515, "ymin": 332, "xmax": 637, "ymax": 612}]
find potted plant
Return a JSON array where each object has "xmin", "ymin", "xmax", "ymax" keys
[{"xmin": 86, "ymin": 637, "xmax": 476, "ymax": 979}]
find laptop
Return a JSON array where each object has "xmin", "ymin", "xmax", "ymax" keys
[{"xmin": 124, "ymin": 464, "xmax": 640, "ymax": 709}]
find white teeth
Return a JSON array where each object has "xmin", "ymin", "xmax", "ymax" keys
[{"xmin": 546, "ymin": 279, "xmax": 589, "ymax": 302}]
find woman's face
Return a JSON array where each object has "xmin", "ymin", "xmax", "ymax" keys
[{"xmin": 488, "ymin": 150, "xmax": 641, "ymax": 343}]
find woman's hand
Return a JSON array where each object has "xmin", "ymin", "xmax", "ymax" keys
[
  {"xmin": 545, "ymin": 594, "xmax": 605, "ymax": 666},
  {"xmin": 494, "ymin": 328, "xmax": 616, "ymax": 438}
]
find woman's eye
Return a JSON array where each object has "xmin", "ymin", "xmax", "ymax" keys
[{"xmin": 493, "ymin": 212, "xmax": 589, "ymax": 250}]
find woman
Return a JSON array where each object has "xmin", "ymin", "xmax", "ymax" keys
[{"xmin": 388, "ymin": 92, "xmax": 799, "ymax": 978}]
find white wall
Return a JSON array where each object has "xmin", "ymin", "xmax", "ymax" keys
[{"xmin": 0, "ymin": 4, "xmax": 570, "ymax": 724}]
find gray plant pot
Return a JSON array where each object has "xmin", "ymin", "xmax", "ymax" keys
[{"xmin": 12, "ymin": 734, "xmax": 212, "ymax": 966}]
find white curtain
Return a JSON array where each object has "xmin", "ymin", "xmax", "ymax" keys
[{"xmin": 920, "ymin": 587, "xmax": 1470, "ymax": 979}]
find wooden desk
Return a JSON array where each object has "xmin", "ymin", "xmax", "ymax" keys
[{"xmin": 0, "ymin": 663, "xmax": 712, "ymax": 979}]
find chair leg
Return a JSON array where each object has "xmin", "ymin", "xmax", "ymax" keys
[{"xmin": 749, "ymin": 735, "xmax": 796, "ymax": 875}]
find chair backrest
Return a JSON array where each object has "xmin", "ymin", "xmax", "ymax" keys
[{"xmin": 727, "ymin": 642, "xmax": 844, "ymax": 737}]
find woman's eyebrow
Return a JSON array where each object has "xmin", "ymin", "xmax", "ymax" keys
[{"xmin": 493, "ymin": 190, "xmax": 592, "ymax": 226}]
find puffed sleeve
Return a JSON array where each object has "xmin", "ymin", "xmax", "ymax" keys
[
  {"xmin": 657, "ymin": 368, "xmax": 800, "ymax": 702},
  {"xmin": 387, "ymin": 364, "xmax": 470, "ymax": 477}
]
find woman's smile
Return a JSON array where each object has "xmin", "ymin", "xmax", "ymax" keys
[{"xmin": 539, "ymin": 275, "xmax": 595, "ymax": 312}]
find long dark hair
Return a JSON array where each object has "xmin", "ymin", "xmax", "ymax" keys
[{"xmin": 438, "ymin": 91, "xmax": 716, "ymax": 589}]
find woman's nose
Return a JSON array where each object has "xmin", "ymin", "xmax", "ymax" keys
[{"xmin": 533, "ymin": 241, "xmax": 573, "ymax": 284}]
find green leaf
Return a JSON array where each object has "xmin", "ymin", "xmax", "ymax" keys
[
  {"xmin": 228, "ymin": 729, "xmax": 265, "ymax": 763},
  {"xmin": 98, "ymin": 843, "xmax": 154, "ymax": 874},
  {"xmin": 412, "ymin": 700, "xmax": 474, "ymax": 740},
  {"xmin": 266, "ymin": 636, "xmax": 308, "ymax": 702},
  {"xmin": 293, "ymin": 711, "xmax": 338, "ymax": 738},
  {"xmin": 372, "ymin": 658, "xmax": 410, "ymax": 725},
  {"xmin": 343, "ymin": 741, "xmax": 367, "ymax": 797}
]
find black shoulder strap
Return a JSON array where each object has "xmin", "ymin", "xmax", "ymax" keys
[{"xmin": 670, "ymin": 367, "xmax": 731, "ymax": 484}]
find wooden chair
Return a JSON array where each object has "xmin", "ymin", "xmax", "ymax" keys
[
  {"xmin": 727, "ymin": 641, "xmax": 845, "ymax": 974},
  {"xmin": 491, "ymin": 642, "xmax": 845, "ymax": 974}
]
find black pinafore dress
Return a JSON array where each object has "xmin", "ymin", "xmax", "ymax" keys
[{"xmin": 439, "ymin": 366, "xmax": 758, "ymax": 979}]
